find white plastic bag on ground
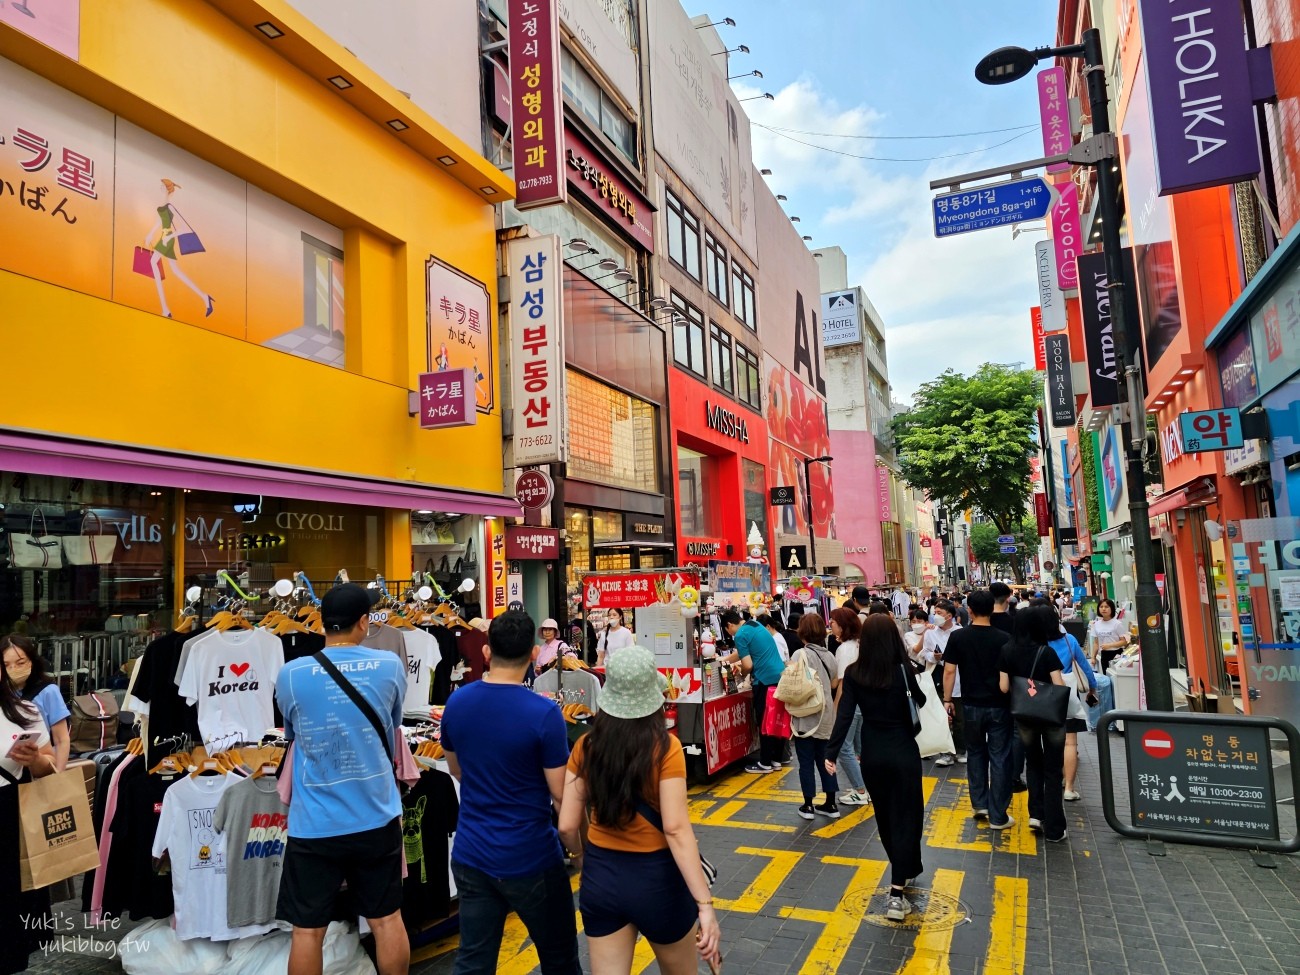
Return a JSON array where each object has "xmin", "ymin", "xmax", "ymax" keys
[
  {"xmin": 119, "ymin": 919, "xmax": 228, "ymax": 975},
  {"xmin": 222, "ymin": 922, "xmax": 375, "ymax": 975}
]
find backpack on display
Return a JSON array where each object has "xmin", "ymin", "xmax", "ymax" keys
[{"xmin": 69, "ymin": 692, "xmax": 119, "ymax": 755}]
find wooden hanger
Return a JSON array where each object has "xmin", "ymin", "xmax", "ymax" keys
[
  {"xmin": 190, "ymin": 756, "xmax": 226, "ymax": 778},
  {"xmin": 386, "ymin": 610, "xmax": 414, "ymax": 630},
  {"xmin": 175, "ymin": 614, "xmax": 196, "ymax": 635},
  {"xmin": 149, "ymin": 753, "xmax": 188, "ymax": 775},
  {"xmin": 126, "ymin": 737, "xmax": 144, "ymax": 756}
]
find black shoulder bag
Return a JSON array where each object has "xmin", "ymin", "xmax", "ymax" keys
[
  {"xmin": 633, "ymin": 796, "xmax": 718, "ymax": 888},
  {"xmin": 1009, "ymin": 646, "xmax": 1070, "ymax": 728}
]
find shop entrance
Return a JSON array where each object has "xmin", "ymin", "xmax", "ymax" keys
[{"xmin": 593, "ymin": 543, "xmax": 675, "ymax": 572}]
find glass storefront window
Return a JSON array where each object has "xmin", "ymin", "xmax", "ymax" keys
[
  {"xmin": 567, "ymin": 370, "xmax": 659, "ymax": 493},
  {"xmin": 592, "ymin": 509, "xmax": 624, "ymax": 544},
  {"xmin": 566, "ymin": 508, "xmax": 591, "ymax": 588},
  {"xmin": 743, "ymin": 460, "xmax": 768, "ymax": 553},
  {"xmin": 678, "ymin": 447, "xmax": 718, "ymax": 537}
]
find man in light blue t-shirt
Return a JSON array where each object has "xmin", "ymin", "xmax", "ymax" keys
[
  {"xmin": 274, "ymin": 583, "xmax": 408, "ymax": 975},
  {"xmin": 441, "ymin": 609, "xmax": 579, "ymax": 975}
]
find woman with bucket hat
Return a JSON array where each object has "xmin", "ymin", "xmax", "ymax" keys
[{"xmin": 559, "ymin": 646, "xmax": 721, "ymax": 974}]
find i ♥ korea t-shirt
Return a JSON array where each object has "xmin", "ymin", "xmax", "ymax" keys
[{"xmin": 178, "ymin": 629, "xmax": 284, "ymax": 746}]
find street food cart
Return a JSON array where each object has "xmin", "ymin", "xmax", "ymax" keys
[{"xmin": 581, "ymin": 567, "xmax": 756, "ymax": 778}]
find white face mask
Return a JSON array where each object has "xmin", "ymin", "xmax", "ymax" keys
[{"xmin": 911, "ymin": 624, "xmax": 927, "ymax": 635}]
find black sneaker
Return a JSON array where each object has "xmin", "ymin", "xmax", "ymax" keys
[
  {"xmin": 1012, "ymin": 778, "xmax": 1028, "ymax": 793},
  {"xmin": 745, "ymin": 761, "xmax": 774, "ymax": 774},
  {"xmin": 814, "ymin": 801, "xmax": 841, "ymax": 819},
  {"xmin": 797, "ymin": 803, "xmax": 815, "ymax": 820}
]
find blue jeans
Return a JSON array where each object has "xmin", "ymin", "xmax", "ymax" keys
[
  {"xmin": 837, "ymin": 710, "xmax": 866, "ymax": 792},
  {"xmin": 450, "ymin": 860, "xmax": 580, "ymax": 975},
  {"xmin": 793, "ymin": 736, "xmax": 839, "ymax": 804},
  {"xmin": 962, "ymin": 704, "xmax": 1013, "ymax": 824}
]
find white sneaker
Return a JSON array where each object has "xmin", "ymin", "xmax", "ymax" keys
[
  {"xmin": 934, "ymin": 754, "xmax": 955, "ymax": 767},
  {"xmin": 956, "ymin": 753, "xmax": 968, "ymax": 764},
  {"xmin": 1064, "ymin": 790, "xmax": 1081, "ymax": 801},
  {"xmin": 990, "ymin": 815, "xmax": 1016, "ymax": 830},
  {"xmin": 840, "ymin": 791, "xmax": 871, "ymax": 806},
  {"xmin": 1028, "ymin": 818, "xmax": 1042, "ymax": 831}
]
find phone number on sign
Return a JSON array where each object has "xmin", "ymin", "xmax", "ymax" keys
[
  {"xmin": 518, "ymin": 434, "xmax": 553, "ymax": 448},
  {"xmin": 518, "ymin": 175, "xmax": 555, "ymax": 190}
]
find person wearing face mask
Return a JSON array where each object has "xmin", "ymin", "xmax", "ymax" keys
[
  {"xmin": 1, "ymin": 634, "xmax": 70, "ymax": 771},
  {"xmin": 903, "ymin": 610, "xmax": 931, "ymax": 669},
  {"xmin": 921, "ymin": 601, "xmax": 965, "ymax": 768},
  {"xmin": 596, "ymin": 609, "xmax": 634, "ymax": 668}
]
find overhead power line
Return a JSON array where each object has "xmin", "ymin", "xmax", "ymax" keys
[{"xmin": 752, "ymin": 124, "xmax": 1036, "ymax": 162}]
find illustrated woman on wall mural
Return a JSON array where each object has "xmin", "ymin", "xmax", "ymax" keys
[{"xmin": 140, "ymin": 179, "xmax": 214, "ymax": 319}]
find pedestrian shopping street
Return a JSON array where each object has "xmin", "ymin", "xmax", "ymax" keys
[{"xmin": 408, "ymin": 732, "xmax": 1300, "ymax": 975}]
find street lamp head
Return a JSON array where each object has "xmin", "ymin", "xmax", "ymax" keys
[{"xmin": 975, "ymin": 45, "xmax": 1041, "ymax": 85}]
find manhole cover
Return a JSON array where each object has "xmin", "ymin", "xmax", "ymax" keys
[{"xmin": 843, "ymin": 885, "xmax": 970, "ymax": 930}]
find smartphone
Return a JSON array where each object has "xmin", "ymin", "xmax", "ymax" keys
[
  {"xmin": 5, "ymin": 731, "xmax": 41, "ymax": 758},
  {"xmin": 707, "ymin": 955, "xmax": 723, "ymax": 975}
]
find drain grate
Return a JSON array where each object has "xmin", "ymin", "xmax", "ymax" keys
[{"xmin": 843, "ymin": 885, "xmax": 970, "ymax": 931}]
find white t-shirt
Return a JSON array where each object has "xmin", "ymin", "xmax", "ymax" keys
[
  {"xmin": 835, "ymin": 639, "xmax": 860, "ymax": 680},
  {"xmin": 152, "ymin": 774, "xmax": 276, "ymax": 941},
  {"xmin": 0, "ymin": 703, "xmax": 49, "ymax": 784},
  {"xmin": 771, "ymin": 631, "xmax": 791, "ymax": 663},
  {"xmin": 400, "ymin": 628, "xmax": 437, "ymax": 714},
  {"xmin": 598, "ymin": 625, "xmax": 634, "ymax": 658},
  {"xmin": 1091, "ymin": 617, "xmax": 1129, "ymax": 651},
  {"xmin": 923, "ymin": 624, "xmax": 962, "ymax": 696},
  {"xmin": 177, "ymin": 629, "xmax": 284, "ymax": 746}
]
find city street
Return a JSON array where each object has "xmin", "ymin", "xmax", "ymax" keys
[{"xmin": 408, "ymin": 731, "xmax": 1300, "ymax": 975}]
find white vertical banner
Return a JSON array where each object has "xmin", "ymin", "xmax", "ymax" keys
[
  {"xmin": 507, "ymin": 234, "xmax": 567, "ymax": 466},
  {"xmin": 1035, "ymin": 240, "xmax": 1067, "ymax": 331}
]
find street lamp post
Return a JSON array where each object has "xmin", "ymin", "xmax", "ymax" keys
[
  {"xmin": 802, "ymin": 456, "xmax": 832, "ymax": 576},
  {"xmin": 976, "ymin": 28, "xmax": 1173, "ymax": 711}
]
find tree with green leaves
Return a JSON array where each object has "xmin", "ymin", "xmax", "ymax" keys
[
  {"xmin": 970, "ymin": 514, "xmax": 1038, "ymax": 582},
  {"xmin": 892, "ymin": 363, "xmax": 1039, "ymax": 583}
]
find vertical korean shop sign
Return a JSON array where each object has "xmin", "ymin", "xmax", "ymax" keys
[
  {"xmin": 507, "ymin": 234, "xmax": 567, "ymax": 465},
  {"xmin": 1037, "ymin": 67, "xmax": 1070, "ymax": 175},
  {"xmin": 509, "ymin": 0, "xmax": 566, "ymax": 209},
  {"xmin": 1045, "ymin": 333, "xmax": 1077, "ymax": 426},
  {"xmin": 1138, "ymin": 0, "xmax": 1260, "ymax": 195},
  {"xmin": 426, "ymin": 258, "xmax": 493, "ymax": 413}
]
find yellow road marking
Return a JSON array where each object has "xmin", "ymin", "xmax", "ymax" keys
[
  {"xmin": 690, "ymin": 798, "xmax": 795, "ymax": 832},
  {"xmin": 982, "ymin": 876, "xmax": 1028, "ymax": 975},
  {"xmin": 701, "ymin": 772, "xmax": 753, "ymax": 798},
  {"xmin": 779, "ymin": 855, "xmax": 888, "ymax": 975},
  {"xmin": 631, "ymin": 935, "xmax": 657, "ymax": 974},
  {"xmin": 898, "ymin": 868, "xmax": 964, "ymax": 975},
  {"xmin": 493, "ymin": 871, "xmax": 582, "ymax": 974},
  {"xmin": 925, "ymin": 782, "xmax": 1037, "ymax": 855},
  {"xmin": 715, "ymin": 847, "xmax": 804, "ymax": 912},
  {"xmin": 740, "ymin": 766, "xmax": 808, "ymax": 802},
  {"xmin": 814, "ymin": 775, "xmax": 939, "ymax": 839}
]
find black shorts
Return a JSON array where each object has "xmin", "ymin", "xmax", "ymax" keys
[
  {"xmin": 277, "ymin": 818, "xmax": 403, "ymax": 928},
  {"xmin": 579, "ymin": 844, "xmax": 697, "ymax": 945}
]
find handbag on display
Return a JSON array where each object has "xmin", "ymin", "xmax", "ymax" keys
[
  {"xmin": 132, "ymin": 245, "xmax": 162, "ymax": 278},
  {"xmin": 10, "ymin": 510, "xmax": 64, "ymax": 570},
  {"xmin": 0, "ymin": 765, "xmax": 102, "ymax": 891},
  {"xmin": 69, "ymin": 692, "xmax": 121, "ymax": 754},
  {"xmin": 61, "ymin": 511, "xmax": 119, "ymax": 566},
  {"xmin": 1010, "ymin": 646, "xmax": 1071, "ymax": 728},
  {"xmin": 462, "ymin": 535, "xmax": 480, "ymax": 579},
  {"xmin": 900, "ymin": 664, "xmax": 923, "ymax": 737}
]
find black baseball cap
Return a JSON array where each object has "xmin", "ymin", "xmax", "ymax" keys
[{"xmin": 321, "ymin": 583, "xmax": 380, "ymax": 632}]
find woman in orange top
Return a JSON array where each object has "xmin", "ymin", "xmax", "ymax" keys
[{"xmin": 559, "ymin": 646, "xmax": 721, "ymax": 974}]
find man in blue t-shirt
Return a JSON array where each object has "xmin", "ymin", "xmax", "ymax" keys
[
  {"xmin": 274, "ymin": 583, "xmax": 409, "ymax": 975},
  {"xmin": 441, "ymin": 610, "xmax": 579, "ymax": 975},
  {"xmin": 722, "ymin": 609, "xmax": 786, "ymax": 773}
]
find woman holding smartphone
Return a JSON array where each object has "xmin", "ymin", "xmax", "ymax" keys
[{"xmin": 1, "ymin": 665, "xmax": 58, "ymax": 975}]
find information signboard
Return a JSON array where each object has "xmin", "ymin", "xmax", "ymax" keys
[{"xmin": 1124, "ymin": 717, "xmax": 1278, "ymax": 841}]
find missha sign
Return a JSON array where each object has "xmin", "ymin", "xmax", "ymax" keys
[
  {"xmin": 705, "ymin": 401, "xmax": 751, "ymax": 444},
  {"xmin": 1138, "ymin": 0, "xmax": 1261, "ymax": 195}
]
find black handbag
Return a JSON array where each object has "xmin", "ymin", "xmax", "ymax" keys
[
  {"xmin": 900, "ymin": 664, "xmax": 922, "ymax": 736},
  {"xmin": 462, "ymin": 535, "xmax": 480, "ymax": 579},
  {"xmin": 1010, "ymin": 646, "xmax": 1071, "ymax": 727}
]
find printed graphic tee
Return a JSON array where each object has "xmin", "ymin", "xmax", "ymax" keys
[
  {"xmin": 213, "ymin": 775, "xmax": 288, "ymax": 927},
  {"xmin": 177, "ymin": 629, "xmax": 284, "ymax": 746},
  {"xmin": 400, "ymin": 628, "xmax": 438, "ymax": 715},
  {"xmin": 275, "ymin": 647, "xmax": 405, "ymax": 839},
  {"xmin": 151, "ymin": 774, "xmax": 276, "ymax": 941}
]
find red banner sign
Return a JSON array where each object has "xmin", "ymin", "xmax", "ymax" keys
[
  {"xmin": 1031, "ymin": 306, "xmax": 1046, "ymax": 371},
  {"xmin": 1034, "ymin": 492, "xmax": 1051, "ymax": 537},
  {"xmin": 703, "ymin": 691, "xmax": 754, "ymax": 774},
  {"xmin": 506, "ymin": 526, "xmax": 560, "ymax": 560},
  {"xmin": 565, "ymin": 126, "xmax": 655, "ymax": 251},
  {"xmin": 581, "ymin": 571, "xmax": 700, "ymax": 610},
  {"xmin": 508, "ymin": 0, "xmax": 565, "ymax": 209}
]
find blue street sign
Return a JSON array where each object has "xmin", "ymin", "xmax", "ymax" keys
[
  {"xmin": 1178, "ymin": 408, "xmax": 1244, "ymax": 452},
  {"xmin": 997, "ymin": 535, "xmax": 1015, "ymax": 544},
  {"xmin": 932, "ymin": 177, "xmax": 1054, "ymax": 238},
  {"xmin": 999, "ymin": 544, "xmax": 1019, "ymax": 554}
]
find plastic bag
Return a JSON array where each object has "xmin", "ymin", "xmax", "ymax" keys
[{"xmin": 119, "ymin": 920, "xmax": 227, "ymax": 975}]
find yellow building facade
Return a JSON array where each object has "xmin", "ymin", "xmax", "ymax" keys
[{"xmin": 0, "ymin": 0, "xmax": 514, "ymax": 632}]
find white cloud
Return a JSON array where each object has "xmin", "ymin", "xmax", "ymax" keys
[{"xmin": 737, "ymin": 77, "xmax": 1044, "ymax": 404}]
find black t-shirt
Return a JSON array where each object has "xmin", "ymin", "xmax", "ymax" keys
[
  {"xmin": 943, "ymin": 625, "xmax": 1011, "ymax": 708},
  {"xmin": 998, "ymin": 643, "xmax": 1062, "ymax": 683},
  {"xmin": 400, "ymin": 768, "xmax": 460, "ymax": 931},
  {"xmin": 990, "ymin": 611, "xmax": 1015, "ymax": 635},
  {"xmin": 132, "ymin": 631, "xmax": 202, "ymax": 764}
]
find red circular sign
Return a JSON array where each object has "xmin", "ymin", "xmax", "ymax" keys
[
  {"xmin": 514, "ymin": 469, "xmax": 554, "ymax": 509},
  {"xmin": 1141, "ymin": 729, "xmax": 1175, "ymax": 759}
]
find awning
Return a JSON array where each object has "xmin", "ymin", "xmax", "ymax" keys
[
  {"xmin": 1093, "ymin": 523, "xmax": 1132, "ymax": 543},
  {"xmin": 1148, "ymin": 488, "xmax": 1190, "ymax": 517},
  {"xmin": 1147, "ymin": 476, "xmax": 1219, "ymax": 518},
  {"xmin": 0, "ymin": 430, "xmax": 522, "ymax": 518}
]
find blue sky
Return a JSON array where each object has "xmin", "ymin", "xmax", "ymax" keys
[{"xmin": 685, "ymin": 1, "xmax": 1060, "ymax": 402}]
